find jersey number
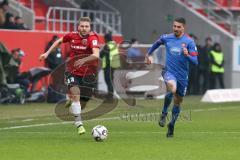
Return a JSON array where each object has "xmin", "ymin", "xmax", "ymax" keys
[{"xmin": 67, "ymin": 77, "xmax": 75, "ymax": 84}]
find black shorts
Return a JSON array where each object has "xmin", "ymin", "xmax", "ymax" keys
[{"xmin": 65, "ymin": 72, "xmax": 97, "ymax": 101}]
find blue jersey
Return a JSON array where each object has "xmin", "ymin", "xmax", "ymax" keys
[{"xmin": 148, "ymin": 33, "xmax": 198, "ymax": 81}]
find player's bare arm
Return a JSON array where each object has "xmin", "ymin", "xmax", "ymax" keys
[
  {"xmin": 145, "ymin": 37, "xmax": 162, "ymax": 65},
  {"xmin": 144, "ymin": 55, "xmax": 153, "ymax": 64},
  {"xmin": 74, "ymin": 47, "xmax": 100, "ymax": 67},
  {"xmin": 39, "ymin": 37, "xmax": 63, "ymax": 60}
]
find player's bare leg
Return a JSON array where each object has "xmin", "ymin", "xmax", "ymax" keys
[
  {"xmin": 65, "ymin": 93, "xmax": 73, "ymax": 108},
  {"xmin": 69, "ymin": 86, "xmax": 85, "ymax": 135},
  {"xmin": 159, "ymin": 80, "xmax": 176, "ymax": 127}
]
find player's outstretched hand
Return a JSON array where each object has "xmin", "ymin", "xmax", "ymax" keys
[
  {"xmin": 183, "ymin": 47, "xmax": 189, "ymax": 56},
  {"xmin": 39, "ymin": 53, "xmax": 48, "ymax": 61},
  {"xmin": 145, "ymin": 55, "xmax": 153, "ymax": 65}
]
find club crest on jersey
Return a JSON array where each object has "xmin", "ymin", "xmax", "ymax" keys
[
  {"xmin": 181, "ymin": 43, "xmax": 186, "ymax": 47},
  {"xmin": 82, "ymin": 39, "xmax": 88, "ymax": 45}
]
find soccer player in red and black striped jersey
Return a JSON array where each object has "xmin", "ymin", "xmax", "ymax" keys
[{"xmin": 40, "ymin": 17, "xmax": 100, "ymax": 135}]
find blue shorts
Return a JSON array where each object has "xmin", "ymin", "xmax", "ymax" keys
[{"xmin": 162, "ymin": 71, "xmax": 188, "ymax": 97}]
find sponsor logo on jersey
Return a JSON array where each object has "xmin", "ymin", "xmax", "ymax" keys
[
  {"xmin": 71, "ymin": 45, "xmax": 87, "ymax": 50},
  {"xmin": 170, "ymin": 47, "xmax": 181, "ymax": 55}
]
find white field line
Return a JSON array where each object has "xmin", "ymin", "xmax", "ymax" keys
[
  {"xmin": 0, "ymin": 117, "xmax": 119, "ymax": 131},
  {"xmin": 3, "ymin": 131, "xmax": 240, "ymax": 134},
  {"xmin": 115, "ymin": 131, "xmax": 240, "ymax": 134},
  {"xmin": 0, "ymin": 106, "xmax": 239, "ymax": 131}
]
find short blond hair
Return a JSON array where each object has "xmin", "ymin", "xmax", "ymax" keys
[{"xmin": 79, "ymin": 17, "xmax": 92, "ymax": 23}]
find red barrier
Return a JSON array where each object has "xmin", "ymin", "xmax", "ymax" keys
[{"xmin": 0, "ymin": 29, "xmax": 123, "ymax": 72}]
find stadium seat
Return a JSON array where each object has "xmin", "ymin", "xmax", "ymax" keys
[
  {"xmin": 18, "ymin": 0, "xmax": 49, "ymax": 30},
  {"xmin": 215, "ymin": 0, "xmax": 229, "ymax": 7},
  {"xmin": 230, "ymin": 0, "xmax": 240, "ymax": 10},
  {"xmin": 195, "ymin": 9, "xmax": 208, "ymax": 17},
  {"xmin": 217, "ymin": 22, "xmax": 231, "ymax": 32}
]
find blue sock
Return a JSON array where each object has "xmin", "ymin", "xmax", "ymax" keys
[
  {"xmin": 162, "ymin": 92, "xmax": 173, "ymax": 115},
  {"xmin": 170, "ymin": 105, "xmax": 180, "ymax": 126}
]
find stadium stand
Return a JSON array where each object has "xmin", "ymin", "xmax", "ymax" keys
[
  {"xmin": 1, "ymin": 0, "xmax": 240, "ymax": 98},
  {"xmin": 214, "ymin": 0, "xmax": 240, "ymax": 10},
  {"xmin": 0, "ymin": 0, "xmax": 123, "ymax": 101},
  {"xmin": 215, "ymin": 0, "xmax": 228, "ymax": 7},
  {"xmin": 12, "ymin": 0, "xmax": 121, "ymax": 34},
  {"xmin": 0, "ymin": 0, "xmax": 123, "ymax": 69},
  {"xmin": 179, "ymin": 0, "xmax": 236, "ymax": 34}
]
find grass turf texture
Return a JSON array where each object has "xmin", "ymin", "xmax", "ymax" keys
[{"xmin": 0, "ymin": 96, "xmax": 240, "ymax": 160}]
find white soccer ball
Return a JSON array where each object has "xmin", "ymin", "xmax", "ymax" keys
[{"xmin": 92, "ymin": 125, "xmax": 108, "ymax": 141}]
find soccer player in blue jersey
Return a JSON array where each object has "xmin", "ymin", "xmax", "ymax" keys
[{"xmin": 145, "ymin": 17, "xmax": 198, "ymax": 137}]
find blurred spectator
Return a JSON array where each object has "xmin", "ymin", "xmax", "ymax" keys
[
  {"xmin": 15, "ymin": 16, "xmax": 28, "ymax": 30},
  {"xmin": 0, "ymin": 41, "xmax": 9, "ymax": 53},
  {"xmin": 45, "ymin": 35, "xmax": 64, "ymax": 103},
  {"xmin": 45, "ymin": 35, "xmax": 63, "ymax": 70},
  {"xmin": 9, "ymin": 48, "xmax": 30, "ymax": 96},
  {"xmin": 100, "ymin": 32, "xmax": 120, "ymax": 98},
  {"xmin": 3, "ymin": 12, "xmax": 17, "ymax": 29},
  {"xmin": 199, "ymin": 37, "xmax": 212, "ymax": 93},
  {"xmin": 188, "ymin": 34, "xmax": 200, "ymax": 95},
  {"xmin": 0, "ymin": 46, "xmax": 30, "ymax": 96},
  {"xmin": 11, "ymin": 48, "xmax": 25, "ymax": 66},
  {"xmin": 127, "ymin": 38, "xmax": 144, "ymax": 62},
  {"xmin": 209, "ymin": 43, "xmax": 225, "ymax": 89},
  {"xmin": 0, "ymin": 41, "xmax": 10, "ymax": 85},
  {"xmin": 0, "ymin": 0, "xmax": 9, "ymax": 27}
]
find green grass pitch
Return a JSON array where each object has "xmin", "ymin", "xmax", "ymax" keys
[{"xmin": 0, "ymin": 96, "xmax": 240, "ymax": 160}]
